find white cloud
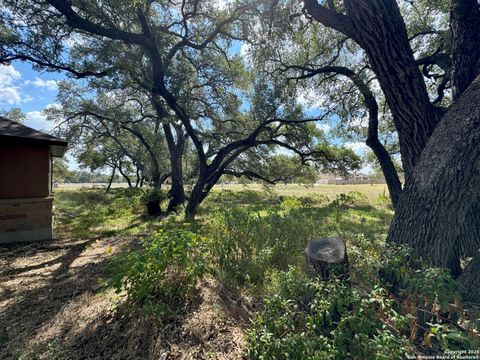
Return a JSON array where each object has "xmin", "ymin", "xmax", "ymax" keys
[
  {"xmin": 0, "ymin": 65, "xmax": 22, "ymax": 104},
  {"xmin": 24, "ymin": 77, "xmax": 58, "ymax": 90},
  {"xmin": 25, "ymin": 110, "xmax": 53, "ymax": 131},
  {"xmin": 317, "ymin": 123, "xmax": 331, "ymax": 133},
  {"xmin": 0, "ymin": 87, "xmax": 22, "ymax": 105},
  {"xmin": 0, "ymin": 64, "xmax": 20, "ymax": 84},
  {"xmin": 344, "ymin": 141, "xmax": 368, "ymax": 155},
  {"xmin": 296, "ymin": 88, "xmax": 329, "ymax": 111}
]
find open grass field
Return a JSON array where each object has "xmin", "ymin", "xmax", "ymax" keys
[
  {"xmin": 213, "ymin": 183, "xmax": 389, "ymax": 199},
  {"xmin": 0, "ymin": 185, "xmax": 478, "ymax": 359},
  {"xmin": 58, "ymin": 183, "xmax": 389, "ymax": 201}
]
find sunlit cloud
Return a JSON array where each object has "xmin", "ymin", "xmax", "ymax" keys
[{"xmin": 0, "ymin": 65, "xmax": 22, "ymax": 104}]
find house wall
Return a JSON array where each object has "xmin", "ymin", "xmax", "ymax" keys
[
  {"xmin": 0, "ymin": 142, "xmax": 50, "ymax": 198},
  {"xmin": 0, "ymin": 197, "xmax": 53, "ymax": 243},
  {"xmin": 0, "ymin": 142, "xmax": 54, "ymax": 243}
]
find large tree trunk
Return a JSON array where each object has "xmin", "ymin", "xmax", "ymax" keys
[
  {"xmin": 387, "ymin": 76, "xmax": 480, "ymax": 300},
  {"xmin": 168, "ymin": 151, "xmax": 186, "ymax": 212},
  {"xmin": 185, "ymin": 173, "xmax": 206, "ymax": 220},
  {"xmin": 451, "ymin": 0, "xmax": 480, "ymax": 99},
  {"xmin": 342, "ymin": 0, "xmax": 439, "ymax": 183},
  {"xmin": 163, "ymin": 123, "xmax": 186, "ymax": 212}
]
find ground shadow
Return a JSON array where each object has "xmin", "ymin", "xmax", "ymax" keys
[{"xmin": 0, "ymin": 235, "xmax": 138, "ymax": 359}]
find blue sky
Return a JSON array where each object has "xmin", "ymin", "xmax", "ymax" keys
[
  {"xmin": 0, "ymin": 61, "xmax": 81, "ymax": 167},
  {"xmin": 0, "ymin": 61, "xmax": 371, "ymax": 173},
  {"xmin": 0, "ymin": 61, "xmax": 62, "ymax": 130}
]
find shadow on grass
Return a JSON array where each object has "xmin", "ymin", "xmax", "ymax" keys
[
  {"xmin": 54, "ymin": 188, "xmax": 164, "ymax": 239},
  {"xmin": 0, "ymin": 235, "xmax": 138, "ymax": 359},
  {"xmin": 0, "ymin": 232, "xmax": 229, "ymax": 359}
]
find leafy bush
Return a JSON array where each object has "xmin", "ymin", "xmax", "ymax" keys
[
  {"xmin": 297, "ymin": 194, "xmax": 329, "ymax": 207},
  {"xmin": 107, "ymin": 228, "xmax": 210, "ymax": 315},
  {"xmin": 331, "ymin": 191, "xmax": 368, "ymax": 209},
  {"xmin": 247, "ymin": 267, "xmax": 414, "ymax": 360},
  {"xmin": 140, "ymin": 188, "xmax": 167, "ymax": 204},
  {"xmin": 279, "ymin": 197, "xmax": 303, "ymax": 211},
  {"xmin": 205, "ymin": 209, "xmax": 274, "ymax": 288},
  {"xmin": 204, "ymin": 207, "xmax": 330, "ymax": 289},
  {"xmin": 376, "ymin": 190, "xmax": 393, "ymax": 210},
  {"xmin": 425, "ymin": 324, "xmax": 476, "ymax": 351},
  {"xmin": 247, "ymin": 241, "xmax": 479, "ymax": 358},
  {"xmin": 380, "ymin": 244, "xmax": 459, "ymax": 307}
]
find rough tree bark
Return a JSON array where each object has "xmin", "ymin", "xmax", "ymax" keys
[
  {"xmin": 457, "ymin": 252, "xmax": 480, "ymax": 302},
  {"xmin": 451, "ymin": 0, "xmax": 480, "ymax": 99},
  {"xmin": 387, "ymin": 76, "xmax": 480, "ymax": 300},
  {"xmin": 444, "ymin": 0, "xmax": 480, "ymax": 299},
  {"xmin": 163, "ymin": 123, "xmax": 186, "ymax": 212}
]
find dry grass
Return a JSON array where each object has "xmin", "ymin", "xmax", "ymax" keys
[
  {"xmin": 57, "ymin": 183, "xmax": 389, "ymax": 202},
  {"xmin": 211, "ymin": 183, "xmax": 389, "ymax": 202},
  {"xmin": 0, "ymin": 236, "xmax": 249, "ymax": 360}
]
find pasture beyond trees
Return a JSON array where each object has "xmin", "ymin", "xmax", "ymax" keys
[{"xmin": 1, "ymin": 186, "xmax": 478, "ymax": 359}]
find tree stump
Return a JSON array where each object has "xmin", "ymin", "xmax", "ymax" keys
[
  {"xmin": 305, "ymin": 237, "xmax": 350, "ymax": 281},
  {"xmin": 146, "ymin": 200, "xmax": 162, "ymax": 216}
]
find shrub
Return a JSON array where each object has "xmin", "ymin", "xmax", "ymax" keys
[
  {"xmin": 279, "ymin": 197, "xmax": 303, "ymax": 211},
  {"xmin": 297, "ymin": 194, "xmax": 329, "ymax": 207},
  {"xmin": 141, "ymin": 188, "xmax": 168, "ymax": 216},
  {"xmin": 107, "ymin": 228, "xmax": 210, "ymax": 315},
  {"xmin": 140, "ymin": 188, "xmax": 167, "ymax": 204},
  {"xmin": 425, "ymin": 324, "xmax": 476, "ymax": 351},
  {"xmin": 205, "ymin": 209, "xmax": 271, "ymax": 288},
  {"xmin": 379, "ymin": 244, "xmax": 460, "ymax": 307},
  {"xmin": 204, "ymin": 209, "xmax": 318, "ymax": 289},
  {"xmin": 376, "ymin": 190, "xmax": 393, "ymax": 210},
  {"xmin": 247, "ymin": 267, "xmax": 414, "ymax": 360},
  {"xmin": 331, "ymin": 191, "xmax": 368, "ymax": 209}
]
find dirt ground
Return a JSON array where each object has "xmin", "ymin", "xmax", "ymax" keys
[{"xmin": 0, "ymin": 235, "xmax": 249, "ymax": 360}]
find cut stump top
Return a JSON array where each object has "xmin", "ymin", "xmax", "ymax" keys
[{"xmin": 305, "ymin": 237, "xmax": 346, "ymax": 263}]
